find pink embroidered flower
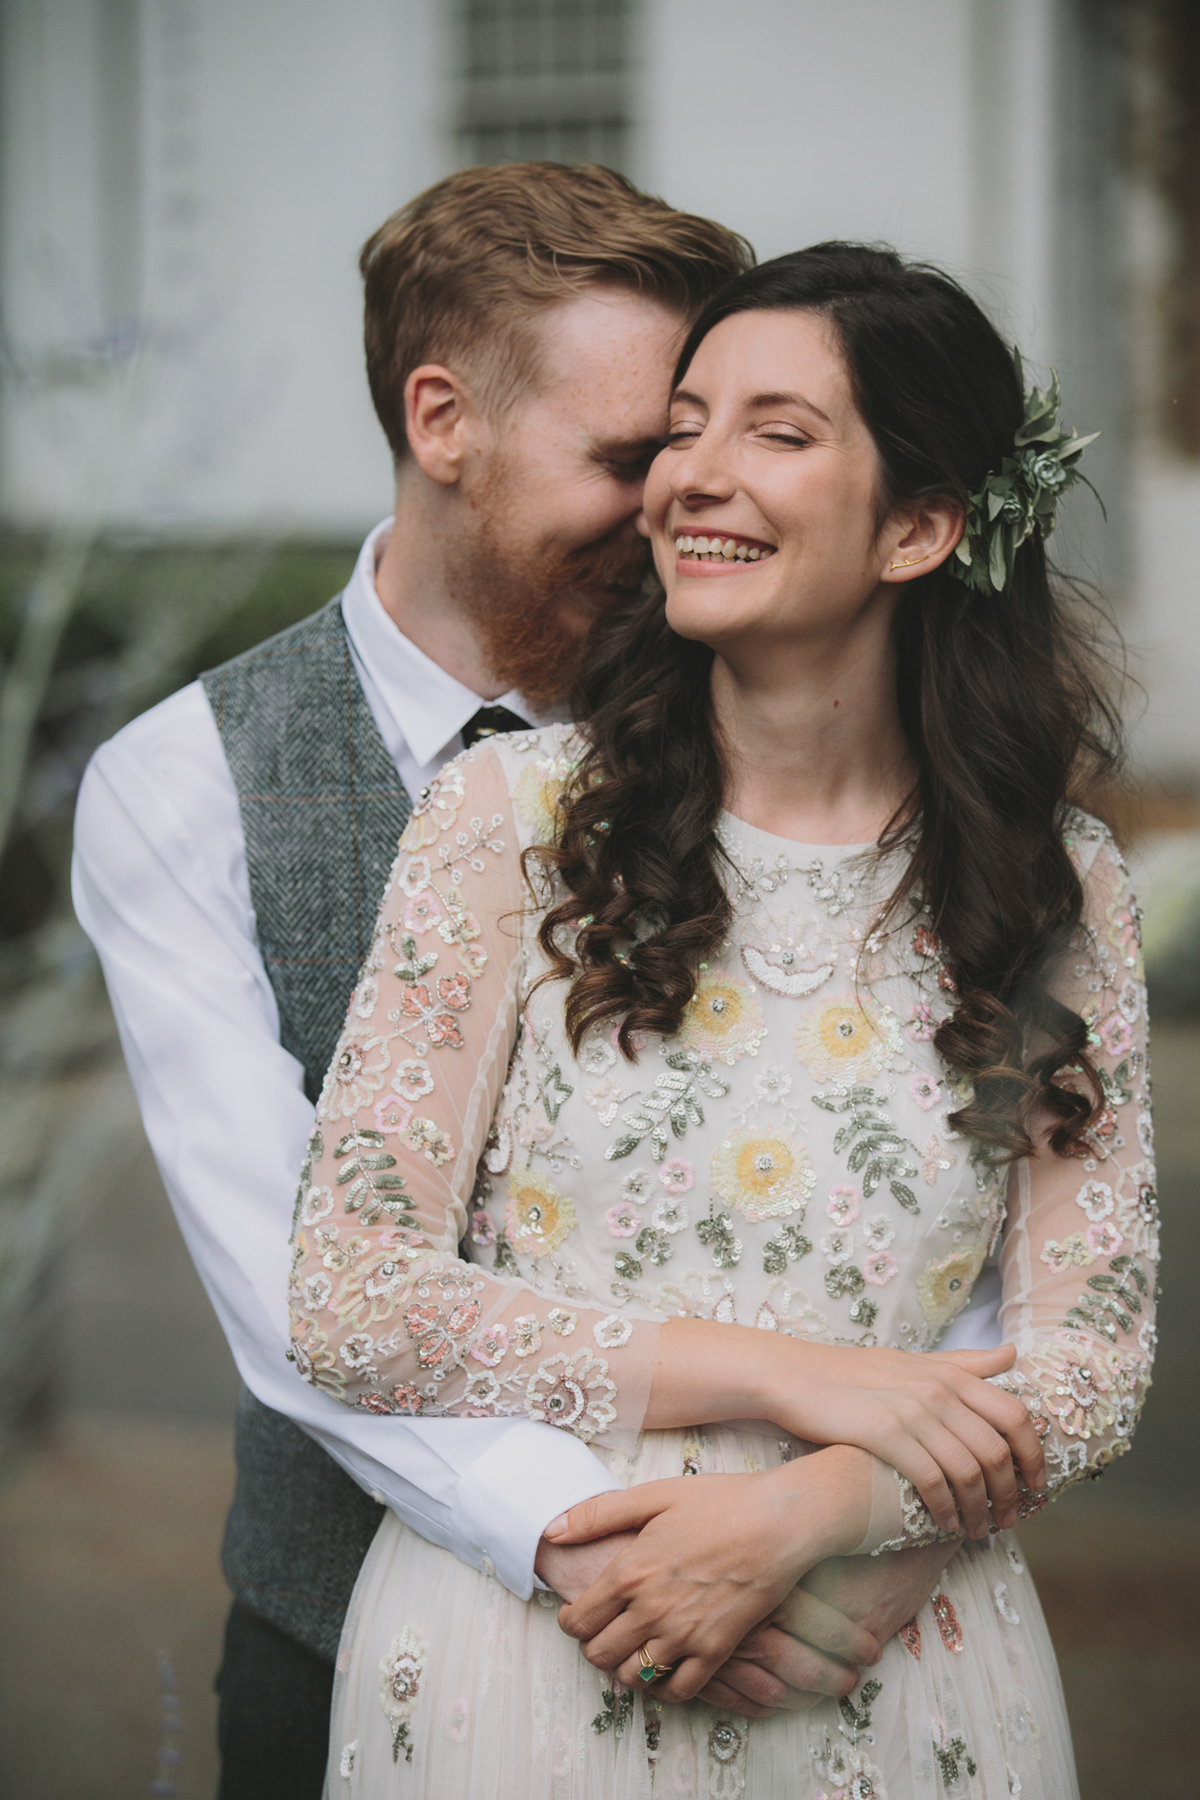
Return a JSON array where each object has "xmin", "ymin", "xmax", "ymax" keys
[
  {"xmin": 899, "ymin": 1618, "xmax": 921, "ymax": 1660},
  {"xmin": 470, "ymin": 1323, "xmax": 509, "ymax": 1367},
  {"xmin": 469, "ymin": 1209, "xmax": 495, "ymax": 1247},
  {"xmin": 912, "ymin": 923, "xmax": 940, "ymax": 959},
  {"xmin": 909, "ymin": 1072, "xmax": 942, "ymax": 1111},
  {"xmin": 1098, "ymin": 1010, "xmax": 1134, "ymax": 1059},
  {"xmin": 606, "ymin": 1202, "xmax": 641, "ymax": 1238},
  {"xmin": 446, "ymin": 1300, "xmax": 481, "ymax": 1337},
  {"xmin": 864, "ymin": 1251, "xmax": 899, "ymax": 1287},
  {"xmin": 906, "ymin": 1002, "xmax": 937, "ymax": 1043},
  {"xmin": 825, "ymin": 1185, "xmax": 860, "ymax": 1225},
  {"xmin": 585, "ymin": 1078, "xmax": 622, "ymax": 1126},
  {"xmin": 659, "ymin": 1159, "xmax": 695, "ymax": 1195},
  {"xmin": 610, "ymin": 1023, "xmax": 650, "ymax": 1054},
  {"xmin": 388, "ymin": 1382, "xmax": 428, "ymax": 1416},
  {"xmin": 1086, "ymin": 1219, "xmax": 1124, "ymax": 1257},
  {"xmin": 437, "ymin": 971, "xmax": 472, "ymax": 1011},
  {"xmin": 402, "ymin": 983, "xmax": 465, "ymax": 1049},
  {"xmin": 932, "ymin": 1592, "xmax": 964, "ymax": 1653},
  {"xmin": 374, "ymin": 1095, "xmax": 413, "ymax": 1135},
  {"xmin": 402, "ymin": 890, "xmax": 443, "ymax": 934}
]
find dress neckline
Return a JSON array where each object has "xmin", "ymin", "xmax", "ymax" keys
[{"xmin": 718, "ymin": 808, "xmax": 876, "ymax": 859}]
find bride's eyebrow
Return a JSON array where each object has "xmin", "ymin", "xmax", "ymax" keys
[{"xmin": 748, "ymin": 390, "xmax": 832, "ymax": 426}]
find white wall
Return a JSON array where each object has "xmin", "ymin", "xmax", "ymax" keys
[
  {"xmin": 0, "ymin": 0, "xmax": 446, "ymax": 536},
  {"xmin": 637, "ymin": 0, "xmax": 976, "ymax": 272}
]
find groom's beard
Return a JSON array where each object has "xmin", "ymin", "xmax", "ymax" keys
[{"xmin": 449, "ymin": 495, "xmax": 652, "ymax": 714}]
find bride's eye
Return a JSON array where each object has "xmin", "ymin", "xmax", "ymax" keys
[
  {"xmin": 666, "ymin": 421, "xmax": 703, "ymax": 445},
  {"xmin": 755, "ymin": 424, "xmax": 811, "ymax": 448}
]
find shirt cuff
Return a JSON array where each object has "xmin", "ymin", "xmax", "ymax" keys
[{"xmin": 450, "ymin": 1422, "xmax": 623, "ymax": 1599}]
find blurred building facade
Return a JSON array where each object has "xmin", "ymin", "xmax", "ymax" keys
[{"xmin": 0, "ymin": 0, "xmax": 1197, "ymax": 783}]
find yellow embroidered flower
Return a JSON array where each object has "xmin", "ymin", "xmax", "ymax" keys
[
  {"xmin": 678, "ymin": 972, "xmax": 767, "ymax": 1066},
  {"xmin": 792, "ymin": 993, "xmax": 900, "ymax": 1083},
  {"xmin": 505, "ymin": 1166, "xmax": 578, "ymax": 1257},
  {"xmin": 916, "ymin": 1242, "xmax": 987, "ymax": 1332},
  {"xmin": 514, "ymin": 756, "xmax": 573, "ymax": 842},
  {"xmin": 401, "ymin": 765, "xmax": 467, "ymax": 849},
  {"xmin": 711, "ymin": 1129, "xmax": 815, "ymax": 1223}
]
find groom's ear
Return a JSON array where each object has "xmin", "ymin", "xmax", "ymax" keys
[{"xmin": 404, "ymin": 363, "xmax": 490, "ymax": 487}]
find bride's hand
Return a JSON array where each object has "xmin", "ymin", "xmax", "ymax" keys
[
  {"xmin": 771, "ymin": 1340, "xmax": 1044, "ymax": 1537},
  {"xmin": 650, "ymin": 1322, "xmax": 1045, "ymax": 1538},
  {"xmin": 552, "ymin": 1446, "xmax": 874, "ymax": 1701}
]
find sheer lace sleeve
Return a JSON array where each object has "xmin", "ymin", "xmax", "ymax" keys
[
  {"xmin": 866, "ymin": 828, "xmax": 1157, "ymax": 1551},
  {"xmin": 286, "ymin": 744, "xmax": 658, "ymax": 1444}
]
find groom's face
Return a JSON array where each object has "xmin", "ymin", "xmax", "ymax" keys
[{"xmin": 449, "ymin": 288, "xmax": 687, "ymax": 708}]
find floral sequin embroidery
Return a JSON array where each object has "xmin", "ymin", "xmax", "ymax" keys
[
  {"xmin": 678, "ymin": 971, "xmax": 767, "ymax": 1065},
  {"xmin": 379, "ymin": 1627, "xmax": 427, "ymax": 1764},
  {"xmin": 793, "ymin": 993, "xmax": 901, "ymax": 1083},
  {"xmin": 505, "ymin": 1168, "xmax": 578, "ymax": 1257},
  {"xmin": 932, "ymin": 1592, "xmax": 964, "ymax": 1653},
  {"xmin": 525, "ymin": 1351, "xmax": 617, "ymax": 1440},
  {"xmin": 320, "ymin": 1032, "xmax": 390, "ymax": 1118},
  {"xmin": 711, "ymin": 1128, "xmax": 815, "ymax": 1223},
  {"xmin": 916, "ymin": 1243, "xmax": 986, "ymax": 1331}
]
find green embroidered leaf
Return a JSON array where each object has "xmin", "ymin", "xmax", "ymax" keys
[
  {"xmin": 494, "ymin": 1232, "xmax": 519, "ymax": 1277},
  {"xmin": 605, "ymin": 1134, "xmax": 642, "ymax": 1162},
  {"xmin": 334, "ymin": 1129, "xmax": 386, "ymax": 1155},
  {"xmin": 891, "ymin": 1180, "xmax": 919, "ymax": 1213}
]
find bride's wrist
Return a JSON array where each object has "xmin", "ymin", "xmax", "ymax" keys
[{"xmin": 782, "ymin": 1444, "xmax": 873, "ymax": 1557}]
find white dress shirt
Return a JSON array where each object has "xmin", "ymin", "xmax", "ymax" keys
[
  {"xmin": 71, "ymin": 521, "xmax": 621, "ymax": 1601},
  {"xmin": 73, "ymin": 520, "xmax": 998, "ymax": 1602}
]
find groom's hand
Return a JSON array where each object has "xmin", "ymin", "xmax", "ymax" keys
[
  {"xmin": 695, "ymin": 1539, "xmax": 962, "ymax": 1717},
  {"xmin": 534, "ymin": 1530, "xmax": 639, "ymax": 1601}
]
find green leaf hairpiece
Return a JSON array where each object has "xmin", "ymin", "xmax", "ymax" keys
[{"xmin": 949, "ymin": 350, "xmax": 1102, "ymax": 598}]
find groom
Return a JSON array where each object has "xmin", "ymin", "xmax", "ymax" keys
[{"xmin": 74, "ymin": 164, "xmax": 990, "ymax": 1794}]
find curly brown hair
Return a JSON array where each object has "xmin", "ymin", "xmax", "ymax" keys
[{"xmin": 527, "ymin": 244, "xmax": 1123, "ymax": 1160}]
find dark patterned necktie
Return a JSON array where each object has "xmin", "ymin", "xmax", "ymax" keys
[{"xmin": 461, "ymin": 704, "xmax": 529, "ymax": 748}]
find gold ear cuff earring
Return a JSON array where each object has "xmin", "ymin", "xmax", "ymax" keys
[{"xmin": 888, "ymin": 553, "xmax": 930, "ymax": 571}]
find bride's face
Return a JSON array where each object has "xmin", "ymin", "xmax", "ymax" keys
[{"xmin": 643, "ymin": 308, "xmax": 891, "ymax": 654}]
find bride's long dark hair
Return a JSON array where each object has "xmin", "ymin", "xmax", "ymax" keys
[{"xmin": 530, "ymin": 243, "xmax": 1123, "ymax": 1158}]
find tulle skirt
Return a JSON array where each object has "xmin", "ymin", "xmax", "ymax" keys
[{"xmin": 324, "ymin": 1426, "xmax": 1078, "ymax": 1800}]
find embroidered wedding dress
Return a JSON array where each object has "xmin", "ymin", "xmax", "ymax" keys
[{"xmin": 288, "ymin": 724, "xmax": 1156, "ymax": 1800}]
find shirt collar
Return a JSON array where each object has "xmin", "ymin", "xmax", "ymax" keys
[{"xmin": 341, "ymin": 519, "xmax": 556, "ymax": 768}]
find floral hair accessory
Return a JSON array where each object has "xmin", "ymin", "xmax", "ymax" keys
[{"xmin": 950, "ymin": 352, "xmax": 1101, "ymax": 597}]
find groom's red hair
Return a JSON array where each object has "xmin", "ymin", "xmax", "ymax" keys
[{"xmin": 359, "ymin": 162, "xmax": 752, "ymax": 463}]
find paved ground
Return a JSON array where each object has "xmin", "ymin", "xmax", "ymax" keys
[{"xmin": 0, "ymin": 1024, "xmax": 1197, "ymax": 1797}]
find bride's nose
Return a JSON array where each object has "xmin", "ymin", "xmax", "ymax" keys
[{"xmin": 668, "ymin": 433, "xmax": 737, "ymax": 511}]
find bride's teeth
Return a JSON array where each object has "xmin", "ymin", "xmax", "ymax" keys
[
  {"xmin": 721, "ymin": 539, "xmax": 737, "ymax": 560},
  {"xmin": 747, "ymin": 546, "xmax": 760, "ymax": 560},
  {"xmin": 735, "ymin": 543, "xmax": 749, "ymax": 559},
  {"xmin": 694, "ymin": 536, "xmax": 710, "ymax": 554},
  {"xmin": 681, "ymin": 535, "xmax": 694, "ymax": 552}
]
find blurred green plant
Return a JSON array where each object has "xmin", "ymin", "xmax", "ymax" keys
[{"xmin": 0, "ymin": 530, "xmax": 357, "ymax": 1451}]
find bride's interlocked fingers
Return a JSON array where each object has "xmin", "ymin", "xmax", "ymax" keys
[{"xmin": 555, "ymin": 1447, "xmax": 877, "ymax": 1701}]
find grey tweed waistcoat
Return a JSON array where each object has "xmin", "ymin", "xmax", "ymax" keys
[{"xmin": 201, "ymin": 596, "xmax": 411, "ymax": 1663}]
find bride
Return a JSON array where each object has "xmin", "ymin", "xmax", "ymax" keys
[{"xmin": 288, "ymin": 242, "xmax": 1154, "ymax": 1797}]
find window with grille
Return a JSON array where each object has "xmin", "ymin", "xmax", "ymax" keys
[{"xmin": 455, "ymin": 0, "xmax": 634, "ymax": 171}]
